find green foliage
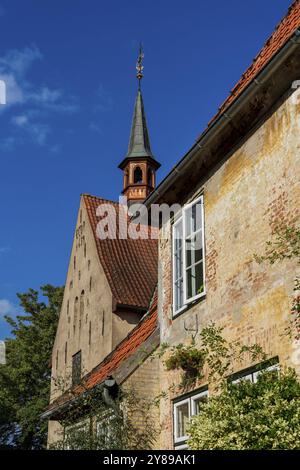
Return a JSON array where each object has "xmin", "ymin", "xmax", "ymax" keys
[
  {"xmin": 200, "ymin": 323, "xmax": 266, "ymax": 387},
  {"xmin": 254, "ymin": 225, "xmax": 300, "ymax": 339},
  {"xmin": 163, "ymin": 324, "xmax": 265, "ymax": 391},
  {"xmin": 0, "ymin": 285, "xmax": 64, "ymax": 449},
  {"xmin": 187, "ymin": 368, "xmax": 300, "ymax": 450},
  {"xmin": 291, "ymin": 278, "xmax": 300, "ymax": 339},
  {"xmin": 50, "ymin": 386, "xmax": 158, "ymax": 450},
  {"xmin": 165, "ymin": 342, "xmax": 205, "ymax": 388},
  {"xmin": 254, "ymin": 226, "xmax": 300, "ymax": 265}
]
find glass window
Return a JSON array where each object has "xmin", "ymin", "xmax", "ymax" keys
[
  {"xmin": 174, "ymin": 399, "xmax": 190, "ymax": 442},
  {"xmin": 173, "ymin": 389, "xmax": 208, "ymax": 446},
  {"xmin": 172, "ymin": 195, "xmax": 205, "ymax": 316},
  {"xmin": 231, "ymin": 361, "xmax": 279, "ymax": 385},
  {"xmin": 173, "ymin": 219, "xmax": 184, "ymax": 313},
  {"xmin": 191, "ymin": 390, "xmax": 208, "ymax": 415}
]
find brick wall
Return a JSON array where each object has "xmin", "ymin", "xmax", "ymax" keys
[
  {"xmin": 123, "ymin": 353, "xmax": 161, "ymax": 449},
  {"xmin": 158, "ymin": 90, "xmax": 300, "ymax": 449}
]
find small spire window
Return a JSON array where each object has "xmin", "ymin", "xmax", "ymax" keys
[
  {"xmin": 147, "ymin": 168, "xmax": 153, "ymax": 187},
  {"xmin": 134, "ymin": 166, "xmax": 143, "ymax": 184}
]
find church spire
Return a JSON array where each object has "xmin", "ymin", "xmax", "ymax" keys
[
  {"xmin": 119, "ymin": 46, "xmax": 161, "ymax": 206},
  {"xmin": 125, "ymin": 88, "xmax": 154, "ymax": 160}
]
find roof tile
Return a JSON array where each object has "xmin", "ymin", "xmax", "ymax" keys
[
  {"xmin": 83, "ymin": 194, "xmax": 158, "ymax": 310},
  {"xmin": 47, "ymin": 291, "xmax": 158, "ymax": 412}
]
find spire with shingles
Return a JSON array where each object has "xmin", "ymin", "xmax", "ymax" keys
[
  {"xmin": 125, "ymin": 89, "xmax": 154, "ymax": 160},
  {"xmin": 118, "ymin": 46, "xmax": 160, "ymax": 170},
  {"xmin": 119, "ymin": 46, "xmax": 160, "ymax": 205}
]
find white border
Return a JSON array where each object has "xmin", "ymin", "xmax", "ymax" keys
[
  {"xmin": 172, "ymin": 217, "xmax": 184, "ymax": 316},
  {"xmin": 183, "ymin": 195, "xmax": 206, "ymax": 305},
  {"xmin": 173, "ymin": 398, "xmax": 191, "ymax": 444},
  {"xmin": 191, "ymin": 389, "xmax": 209, "ymax": 416}
]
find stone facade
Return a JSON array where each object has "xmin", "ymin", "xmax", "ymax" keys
[{"xmin": 158, "ymin": 89, "xmax": 300, "ymax": 449}]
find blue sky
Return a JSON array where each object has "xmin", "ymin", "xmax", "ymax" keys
[{"xmin": 0, "ymin": 0, "xmax": 292, "ymax": 337}]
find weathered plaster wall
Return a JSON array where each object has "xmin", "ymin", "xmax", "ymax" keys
[{"xmin": 158, "ymin": 90, "xmax": 300, "ymax": 449}]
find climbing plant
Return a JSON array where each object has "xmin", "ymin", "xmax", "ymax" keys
[{"xmin": 49, "ymin": 382, "xmax": 158, "ymax": 450}]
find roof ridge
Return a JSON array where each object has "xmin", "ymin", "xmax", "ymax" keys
[
  {"xmin": 83, "ymin": 193, "xmax": 158, "ymax": 309},
  {"xmin": 82, "ymin": 292, "xmax": 158, "ymax": 383},
  {"xmin": 208, "ymin": 0, "xmax": 300, "ymax": 126},
  {"xmin": 82, "ymin": 193, "xmax": 118, "ymax": 205}
]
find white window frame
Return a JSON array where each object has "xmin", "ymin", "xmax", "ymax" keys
[
  {"xmin": 253, "ymin": 363, "xmax": 280, "ymax": 383},
  {"xmin": 172, "ymin": 195, "xmax": 206, "ymax": 316},
  {"xmin": 175, "ymin": 443, "xmax": 188, "ymax": 450},
  {"xmin": 173, "ymin": 388, "xmax": 209, "ymax": 447},
  {"xmin": 173, "ymin": 398, "xmax": 190, "ymax": 444},
  {"xmin": 191, "ymin": 389, "xmax": 209, "ymax": 415},
  {"xmin": 232, "ymin": 362, "xmax": 280, "ymax": 385},
  {"xmin": 172, "ymin": 217, "xmax": 185, "ymax": 316}
]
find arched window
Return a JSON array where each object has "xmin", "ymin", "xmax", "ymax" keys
[
  {"xmin": 147, "ymin": 168, "xmax": 153, "ymax": 187},
  {"xmin": 80, "ymin": 291, "xmax": 85, "ymax": 329},
  {"xmin": 134, "ymin": 166, "xmax": 143, "ymax": 184},
  {"xmin": 74, "ymin": 297, "xmax": 79, "ymax": 333}
]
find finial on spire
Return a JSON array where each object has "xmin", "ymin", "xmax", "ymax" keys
[{"xmin": 136, "ymin": 43, "xmax": 144, "ymax": 88}]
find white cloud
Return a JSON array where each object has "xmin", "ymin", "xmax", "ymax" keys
[
  {"xmin": 11, "ymin": 115, "xmax": 50, "ymax": 146},
  {"xmin": 0, "ymin": 46, "xmax": 79, "ymax": 149},
  {"xmin": 0, "ymin": 246, "xmax": 10, "ymax": 254},
  {"xmin": 0, "ymin": 46, "xmax": 42, "ymax": 78},
  {"xmin": 12, "ymin": 114, "xmax": 28, "ymax": 126},
  {"xmin": 0, "ymin": 299, "xmax": 16, "ymax": 317}
]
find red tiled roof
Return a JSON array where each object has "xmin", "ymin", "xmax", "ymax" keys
[
  {"xmin": 209, "ymin": 0, "xmax": 300, "ymax": 127},
  {"xmin": 83, "ymin": 194, "xmax": 158, "ymax": 310},
  {"xmin": 46, "ymin": 291, "xmax": 158, "ymax": 413}
]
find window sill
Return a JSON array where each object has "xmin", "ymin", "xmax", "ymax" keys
[{"xmin": 172, "ymin": 294, "xmax": 206, "ymax": 319}]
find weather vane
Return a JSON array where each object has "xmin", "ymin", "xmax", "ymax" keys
[{"xmin": 136, "ymin": 43, "xmax": 144, "ymax": 88}]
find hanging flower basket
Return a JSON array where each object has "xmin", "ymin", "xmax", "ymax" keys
[{"xmin": 165, "ymin": 344, "xmax": 206, "ymax": 386}]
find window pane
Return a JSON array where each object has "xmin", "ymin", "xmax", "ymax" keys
[
  {"xmin": 173, "ymin": 220, "xmax": 184, "ymax": 312},
  {"xmin": 193, "ymin": 394, "xmax": 208, "ymax": 415},
  {"xmin": 174, "ymin": 279, "xmax": 184, "ymax": 312},
  {"xmin": 174, "ymin": 222, "xmax": 183, "ymax": 246},
  {"xmin": 185, "ymin": 202, "xmax": 202, "ymax": 237},
  {"xmin": 186, "ymin": 262, "xmax": 204, "ymax": 299},
  {"xmin": 186, "ymin": 232, "xmax": 203, "ymax": 268},
  {"xmin": 176, "ymin": 402, "xmax": 189, "ymax": 439},
  {"xmin": 174, "ymin": 251, "xmax": 183, "ymax": 280}
]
